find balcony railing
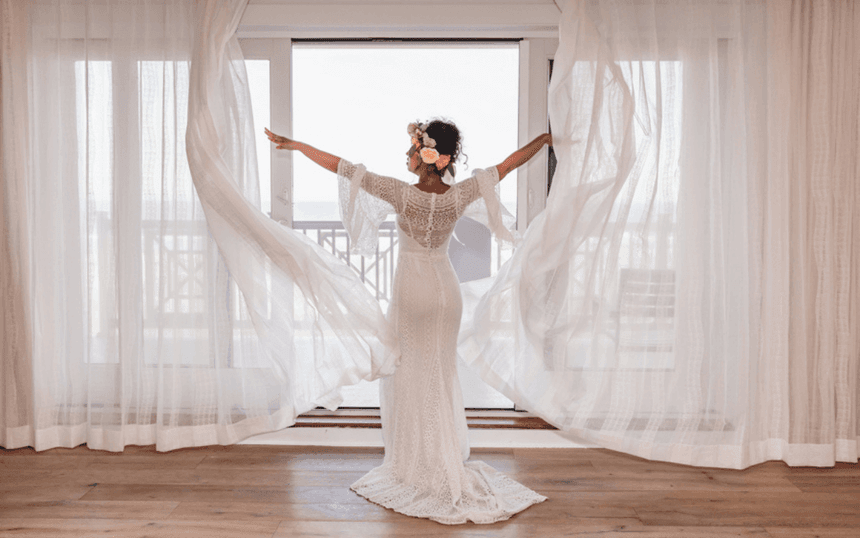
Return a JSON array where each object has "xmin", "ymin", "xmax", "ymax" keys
[
  {"xmin": 95, "ymin": 213, "xmax": 679, "ymax": 372},
  {"xmin": 293, "ymin": 220, "xmax": 399, "ymax": 307}
]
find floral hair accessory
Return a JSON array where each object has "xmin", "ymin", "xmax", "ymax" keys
[
  {"xmin": 407, "ymin": 120, "xmax": 455, "ymax": 184},
  {"xmin": 407, "ymin": 122, "xmax": 425, "ymax": 140},
  {"xmin": 420, "ymin": 147, "xmax": 440, "ymax": 164},
  {"xmin": 407, "ymin": 122, "xmax": 437, "ymax": 149}
]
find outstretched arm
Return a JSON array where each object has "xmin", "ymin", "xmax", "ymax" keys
[
  {"xmin": 265, "ymin": 127, "xmax": 341, "ymax": 174},
  {"xmin": 495, "ymin": 133, "xmax": 552, "ymax": 181}
]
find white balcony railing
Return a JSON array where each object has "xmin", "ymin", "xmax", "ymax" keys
[{"xmin": 293, "ymin": 220, "xmax": 399, "ymax": 308}]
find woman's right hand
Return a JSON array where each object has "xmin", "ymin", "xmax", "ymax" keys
[
  {"xmin": 266, "ymin": 128, "xmax": 341, "ymax": 173},
  {"xmin": 265, "ymin": 127, "xmax": 299, "ymax": 150}
]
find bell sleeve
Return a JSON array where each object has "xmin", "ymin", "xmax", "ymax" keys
[
  {"xmin": 459, "ymin": 166, "xmax": 519, "ymax": 248},
  {"xmin": 337, "ymin": 159, "xmax": 406, "ymax": 258}
]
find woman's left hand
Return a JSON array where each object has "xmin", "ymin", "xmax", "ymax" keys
[{"xmin": 543, "ymin": 133, "xmax": 553, "ymax": 147}]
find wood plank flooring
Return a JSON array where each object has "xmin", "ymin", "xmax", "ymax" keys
[{"xmin": 1, "ymin": 445, "xmax": 858, "ymax": 537}]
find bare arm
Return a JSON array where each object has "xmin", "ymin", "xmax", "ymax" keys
[
  {"xmin": 265, "ymin": 127, "xmax": 340, "ymax": 174},
  {"xmin": 495, "ymin": 133, "xmax": 552, "ymax": 181}
]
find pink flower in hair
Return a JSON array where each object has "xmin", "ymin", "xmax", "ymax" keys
[
  {"xmin": 435, "ymin": 154, "xmax": 451, "ymax": 170},
  {"xmin": 420, "ymin": 147, "xmax": 440, "ymax": 164}
]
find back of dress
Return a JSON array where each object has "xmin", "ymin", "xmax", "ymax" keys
[
  {"xmin": 337, "ymin": 159, "xmax": 515, "ymax": 257},
  {"xmin": 399, "ymin": 182, "xmax": 485, "ymax": 252}
]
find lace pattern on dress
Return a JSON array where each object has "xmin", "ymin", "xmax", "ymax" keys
[
  {"xmin": 351, "ymin": 460, "xmax": 546, "ymax": 525},
  {"xmin": 339, "ymin": 160, "xmax": 516, "ymax": 253},
  {"xmin": 339, "ymin": 159, "xmax": 484, "ymax": 250},
  {"xmin": 337, "ymin": 159, "xmax": 400, "ymax": 258},
  {"xmin": 396, "ymin": 178, "xmax": 479, "ymax": 249}
]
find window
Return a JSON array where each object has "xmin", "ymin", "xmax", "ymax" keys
[
  {"xmin": 291, "ymin": 42, "xmax": 519, "ymax": 408},
  {"xmin": 75, "ymin": 61, "xmax": 113, "ymax": 347},
  {"xmin": 77, "ymin": 59, "xmax": 268, "ymax": 367},
  {"xmin": 291, "ymin": 44, "xmax": 519, "ymax": 223}
]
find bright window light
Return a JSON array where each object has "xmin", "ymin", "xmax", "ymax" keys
[
  {"xmin": 292, "ymin": 43, "xmax": 519, "ymax": 408},
  {"xmin": 291, "ymin": 44, "xmax": 519, "ymax": 222}
]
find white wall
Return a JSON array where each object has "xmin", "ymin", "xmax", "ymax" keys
[{"xmin": 239, "ymin": 1, "xmax": 561, "ymax": 39}]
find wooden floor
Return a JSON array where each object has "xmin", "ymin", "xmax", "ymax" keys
[{"xmin": 1, "ymin": 444, "xmax": 858, "ymax": 537}]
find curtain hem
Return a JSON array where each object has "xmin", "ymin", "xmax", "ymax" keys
[{"xmin": 1, "ymin": 406, "xmax": 298, "ymax": 453}]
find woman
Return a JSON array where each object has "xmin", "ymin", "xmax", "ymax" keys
[{"xmin": 266, "ymin": 120, "xmax": 552, "ymax": 524}]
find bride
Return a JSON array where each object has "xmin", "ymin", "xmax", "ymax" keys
[{"xmin": 265, "ymin": 120, "xmax": 552, "ymax": 525}]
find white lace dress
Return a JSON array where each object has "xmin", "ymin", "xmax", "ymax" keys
[{"xmin": 337, "ymin": 160, "xmax": 546, "ymax": 525}]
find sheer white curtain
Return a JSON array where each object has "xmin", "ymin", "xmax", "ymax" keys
[
  {"xmin": 461, "ymin": 0, "xmax": 859, "ymax": 468},
  {"xmin": 1, "ymin": 0, "xmax": 34, "ymax": 449},
  {"xmin": 0, "ymin": 0, "xmax": 396, "ymax": 452},
  {"xmin": 184, "ymin": 0, "xmax": 399, "ymax": 415}
]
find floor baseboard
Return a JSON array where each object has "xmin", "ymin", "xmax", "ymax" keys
[{"xmin": 239, "ymin": 427, "xmax": 596, "ymax": 448}]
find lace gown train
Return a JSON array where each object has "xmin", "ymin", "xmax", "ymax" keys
[{"xmin": 338, "ymin": 160, "xmax": 546, "ymax": 525}]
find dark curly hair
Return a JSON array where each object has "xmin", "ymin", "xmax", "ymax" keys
[{"xmin": 423, "ymin": 118, "xmax": 468, "ymax": 174}]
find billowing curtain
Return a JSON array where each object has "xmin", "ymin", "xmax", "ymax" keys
[
  {"xmin": 461, "ymin": 0, "xmax": 859, "ymax": 468},
  {"xmin": 0, "ymin": 0, "xmax": 396, "ymax": 452}
]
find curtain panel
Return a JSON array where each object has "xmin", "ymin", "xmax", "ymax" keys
[
  {"xmin": 0, "ymin": 0, "xmax": 34, "ymax": 449},
  {"xmin": 461, "ymin": 0, "xmax": 859, "ymax": 468},
  {"xmin": 0, "ymin": 0, "xmax": 397, "ymax": 452},
  {"xmin": 759, "ymin": 0, "xmax": 860, "ymax": 466}
]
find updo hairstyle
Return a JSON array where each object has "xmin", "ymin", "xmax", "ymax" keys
[{"xmin": 423, "ymin": 119, "xmax": 468, "ymax": 173}]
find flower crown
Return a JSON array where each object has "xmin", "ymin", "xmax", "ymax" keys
[{"xmin": 407, "ymin": 121, "xmax": 456, "ymax": 185}]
